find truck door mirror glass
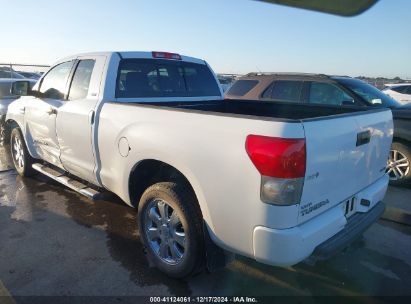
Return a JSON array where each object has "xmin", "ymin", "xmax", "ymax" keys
[{"xmin": 11, "ymin": 81, "xmax": 30, "ymax": 96}]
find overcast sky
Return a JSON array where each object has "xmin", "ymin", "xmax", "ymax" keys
[{"xmin": 1, "ymin": 0, "xmax": 410, "ymax": 78}]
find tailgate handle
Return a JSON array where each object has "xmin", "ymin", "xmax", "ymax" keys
[{"xmin": 356, "ymin": 130, "xmax": 371, "ymax": 146}]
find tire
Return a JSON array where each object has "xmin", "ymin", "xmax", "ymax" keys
[
  {"xmin": 10, "ymin": 127, "xmax": 36, "ymax": 177},
  {"xmin": 138, "ymin": 181, "xmax": 205, "ymax": 278},
  {"xmin": 387, "ymin": 142, "xmax": 411, "ymax": 186},
  {"xmin": 0, "ymin": 120, "xmax": 5, "ymax": 145}
]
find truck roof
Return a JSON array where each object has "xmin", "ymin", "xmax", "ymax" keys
[{"xmin": 56, "ymin": 51, "xmax": 206, "ymax": 66}]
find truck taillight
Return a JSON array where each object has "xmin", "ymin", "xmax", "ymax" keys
[
  {"xmin": 246, "ymin": 135, "xmax": 306, "ymax": 178},
  {"xmin": 152, "ymin": 51, "xmax": 182, "ymax": 60},
  {"xmin": 246, "ymin": 135, "xmax": 306, "ymax": 206}
]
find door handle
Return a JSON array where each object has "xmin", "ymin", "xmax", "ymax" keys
[
  {"xmin": 356, "ymin": 130, "xmax": 371, "ymax": 147},
  {"xmin": 88, "ymin": 110, "xmax": 95, "ymax": 124},
  {"xmin": 46, "ymin": 106, "xmax": 57, "ymax": 115},
  {"xmin": 19, "ymin": 107, "xmax": 25, "ymax": 114}
]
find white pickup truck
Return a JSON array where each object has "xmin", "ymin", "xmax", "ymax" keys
[{"xmin": 5, "ymin": 51, "xmax": 393, "ymax": 278}]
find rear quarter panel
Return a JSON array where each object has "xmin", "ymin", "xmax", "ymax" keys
[{"xmin": 97, "ymin": 102, "xmax": 305, "ymax": 257}]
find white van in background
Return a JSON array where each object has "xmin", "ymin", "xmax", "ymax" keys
[{"xmin": 383, "ymin": 83, "xmax": 411, "ymax": 105}]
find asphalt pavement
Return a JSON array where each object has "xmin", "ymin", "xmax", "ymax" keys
[{"xmin": 1, "ymin": 146, "xmax": 411, "ymax": 302}]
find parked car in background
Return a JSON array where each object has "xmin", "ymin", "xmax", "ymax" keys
[
  {"xmin": 226, "ymin": 73, "xmax": 411, "ymax": 186},
  {"xmin": 217, "ymin": 74, "xmax": 239, "ymax": 92},
  {"xmin": 0, "ymin": 78, "xmax": 36, "ymax": 142},
  {"xmin": 382, "ymin": 83, "xmax": 411, "ymax": 105},
  {"xmin": 16, "ymin": 71, "xmax": 42, "ymax": 80},
  {"xmin": 0, "ymin": 69, "xmax": 25, "ymax": 79},
  {"xmin": 5, "ymin": 51, "xmax": 392, "ymax": 277}
]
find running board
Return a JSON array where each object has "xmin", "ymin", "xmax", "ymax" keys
[{"xmin": 32, "ymin": 163, "xmax": 101, "ymax": 200}]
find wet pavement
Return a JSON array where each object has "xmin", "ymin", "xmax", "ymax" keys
[{"xmin": 1, "ymin": 145, "xmax": 411, "ymax": 299}]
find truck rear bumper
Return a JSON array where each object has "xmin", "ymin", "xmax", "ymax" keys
[
  {"xmin": 252, "ymin": 175, "xmax": 388, "ymax": 266},
  {"xmin": 311, "ymin": 201, "xmax": 385, "ymax": 260}
]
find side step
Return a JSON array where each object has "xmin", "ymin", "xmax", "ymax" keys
[{"xmin": 32, "ymin": 163, "xmax": 101, "ymax": 200}]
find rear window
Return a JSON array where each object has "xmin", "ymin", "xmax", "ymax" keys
[
  {"xmin": 116, "ymin": 59, "xmax": 221, "ymax": 98},
  {"xmin": 226, "ymin": 80, "xmax": 259, "ymax": 96}
]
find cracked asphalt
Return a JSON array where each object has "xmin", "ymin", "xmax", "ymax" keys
[{"xmin": 1, "ymin": 145, "xmax": 411, "ymax": 301}]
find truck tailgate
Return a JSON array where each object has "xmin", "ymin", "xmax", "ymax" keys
[{"xmin": 298, "ymin": 109, "xmax": 393, "ymax": 224}]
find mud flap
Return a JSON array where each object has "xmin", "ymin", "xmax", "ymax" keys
[{"xmin": 203, "ymin": 222, "xmax": 235, "ymax": 272}]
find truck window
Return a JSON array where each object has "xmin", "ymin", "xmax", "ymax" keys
[
  {"xmin": 116, "ymin": 59, "xmax": 221, "ymax": 98},
  {"xmin": 308, "ymin": 82, "xmax": 354, "ymax": 105},
  {"xmin": 68, "ymin": 60, "xmax": 95, "ymax": 100},
  {"xmin": 263, "ymin": 80, "xmax": 303, "ymax": 102},
  {"xmin": 226, "ymin": 80, "xmax": 259, "ymax": 96},
  {"xmin": 39, "ymin": 61, "xmax": 73, "ymax": 100}
]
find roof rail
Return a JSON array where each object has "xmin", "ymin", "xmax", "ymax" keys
[
  {"xmin": 329, "ymin": 75, "xmax": 352, "ymax": 78},
  {"xmin": 245, "ymin": 72, "xmax": 331, "ymax": 78}
]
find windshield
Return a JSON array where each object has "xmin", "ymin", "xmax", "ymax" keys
[{"xmin": 336, "ymin": 78, "xmax": 401, "ymax": 108}]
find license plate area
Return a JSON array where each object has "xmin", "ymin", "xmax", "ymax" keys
[{"xmin": 343, "ymin": 197, "xmax": 356, "ymax": 218}]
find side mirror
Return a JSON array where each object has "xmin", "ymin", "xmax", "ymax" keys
[
  {"xmin": 11, "ymin": 81, "xmax": 44, "ymax": 98},
  {"xmin": 11, "ymin": 80, "xmax": 30, "ymax": 96}
]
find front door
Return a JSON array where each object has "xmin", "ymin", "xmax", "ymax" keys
[{"xmin": 25, "ymin": 61, "xmax": 74, "ymax": 168}]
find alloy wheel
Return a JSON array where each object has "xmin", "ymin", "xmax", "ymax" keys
[
  {"xmin": 144, "ymin": 198, "xmax": 186, "ymax": 265},
  {"xmin": 11, "ymin": 133, "xmax": 25, "ymax": 169},
  {"xmin": 387, "ymin": 149, "xmax": 410, "ymax": 181}
]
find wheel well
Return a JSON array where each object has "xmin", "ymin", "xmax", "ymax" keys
[
  {"xmin": 3, "ymin": 119, "xmax": 18, "ymax": 144},
  {"xmin": 129, "ymin": 159, "xmax": 197, "ymax": 208},
  {"xmin": 393, "ymin": 137, "xmax": 411, "ymax": 148}
]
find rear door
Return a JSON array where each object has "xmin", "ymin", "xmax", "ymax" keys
[
  {"xmin": 298, "ymin": 109, "xmax": 393, "ymax": 223},
  {"xmin": 56, "ymin": 55, "xmax": 106, "ymax": 184}
]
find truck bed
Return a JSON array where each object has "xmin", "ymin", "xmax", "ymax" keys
[{"xmin": 132, "ymin": 99, "xmax": 379, "ymax": 121}]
